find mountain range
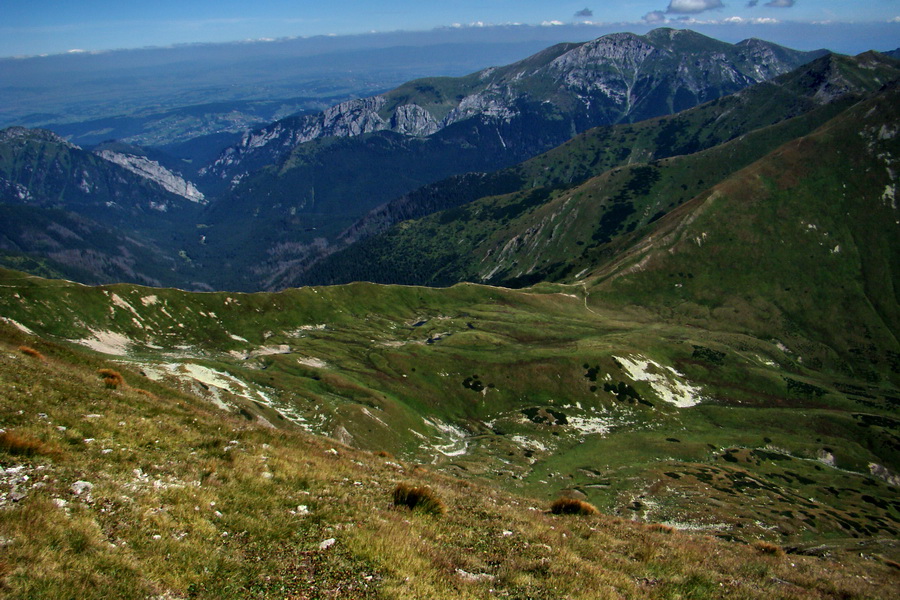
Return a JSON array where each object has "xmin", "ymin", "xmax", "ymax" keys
[{"xmin": 0, "ymin": 28, "xmax": 829, "ymax": 291}]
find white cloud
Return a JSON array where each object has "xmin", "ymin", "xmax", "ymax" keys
[
  {"xmin": 666, "ymin": 0, "xmax": 724, "ymax": 14},
  {"xmin": 541, "ymin": 20, "xmax": 565, "ymax": 26},
  {"xmin": 643, "ymin": 10, "xmax": 668, "ymax": 24}
]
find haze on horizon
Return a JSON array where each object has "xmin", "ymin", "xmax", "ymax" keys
[{"xmin": 2, "ymin": 0, "xmax": 899, "ymax": 58}]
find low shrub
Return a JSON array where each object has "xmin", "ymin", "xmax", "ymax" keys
[
  {"xmin": 392, "ymin": 482, "xmax": 446, "ymax": 515},
  {"xmin": 549, "ymin": 497, "xmax": 599, "ymax": 516},
  {"xmin": 97, "ymin": 368, "xmax": 124, "ymax": 389},
  {"xmin": 18, "ymin": 346, "xmax": 45, "ymax": 361}
]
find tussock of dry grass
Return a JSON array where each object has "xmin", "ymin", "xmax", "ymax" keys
[
  {"xmin": 0, "ymin": 430, "xmax": 58, "ymax": 458},
  {"xmin": 752, "ymin": 540, "xmax": 786, "ymax": 556},
  {"xmin": 97, "ymin": 368, "xmax": 124, "ymax": 389},
  {"xmin": 549, "ymin": 497, "xmax": 599, "ymax": 516},
  {"xmin": 392, "ymin": 482, "xmax": 446, "ymax": 515},
  {"xmin": 18, "ymin": 346, "xmax": 45, "ymax": 361},
  {"xmin": 647, "ymin": 523, "xmax": 676, "ymax": 534}
]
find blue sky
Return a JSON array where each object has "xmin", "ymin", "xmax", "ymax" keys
[{"xmin": 2, "ymin": 1, "xmax": 898, "ymax": 57}]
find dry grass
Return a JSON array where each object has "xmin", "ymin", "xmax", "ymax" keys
[
  {"xmin": 18, "ymin": 346, "xmax": 44, "ymax": 361},
  {"xmin": 752, "ymin": 540, "xmax": 786, "ymax": 557},
  {"xmin": 647, "ymin": 523, "xmax": 676, "ymax": 534},
  {"xmin": 549, "ymin": 497, "xmax": 599, "ymax": 516},
  {"xmin": 0, "ymin": 430, "xmax": 58, "ymax": 458},
  {"xmin": 392, "ymin": 483, "xmax": 446, "ymax": 515},
  {"xmin": 97, "ymin": 368, "xmax": 124, "ymax": 389}
]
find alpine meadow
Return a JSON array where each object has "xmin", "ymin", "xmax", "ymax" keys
[{"xmin": 0, "ymin": 22, "xmax": 898, "ymax": 600}]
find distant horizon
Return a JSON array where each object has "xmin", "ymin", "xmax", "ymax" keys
[
  {"xmin": 2, "ymin": 0, "xmax": 899, "ymax": 59},
  {"xmin": 2, "ymin": 20, "xmax": 899, "ymax": 63}
]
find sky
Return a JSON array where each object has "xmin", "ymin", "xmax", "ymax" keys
[{"xmin": 1, "ymin": 0, "xmax": 898, "ymax": 58}]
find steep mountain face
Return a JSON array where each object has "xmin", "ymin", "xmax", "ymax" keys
[
  {"xmin": 183, "ymin": 29, "xmax": 824, "ymax": 290},
  {"xmin": 297, "ymin": 51, "xmax": 900, "ymax": 290},
  {"xmin": 0, "ymin": 127, "xmax": 206, "ymax": 287},
  {"xmin": 94, "ymin": 149, "xmax": 205, "ymax": 204},
  {"xmin": 203, "ymin": 29, "xmax": 822, "ymax": 187}
]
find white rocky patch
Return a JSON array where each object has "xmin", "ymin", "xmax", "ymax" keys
[
  {"xmin": 0, "ymin": 317, "xmax": 34, "ymax": 335},
  {"xmin": 614, "ymin": 355, "xmax": 703, "ymax": 408},
  {"xmin": 140, "ymin": 295, "xmax": 158, "ymax": 306},
  {"xmin": 110, "ymin": 293, "xmax": 136, "ymax": 312},
  {"xmin": 422, "ymin": 417, "xmax": 468, "ymax": 457},
  {"xmin": 360, "ymin": 407, "xmax": 388, "ymax": 428},
  {"xmin": 96, "ymin": 150, "xmax": 206, "ymax": 203},
  {"xmin": 510, "ymin": 435, "xmax": 549, "ymax": 453},
  {"xmin": 76, "ymin": 329, "xmax": 131, "ymax": 355},
  {"xmin": 297, "ymin": 357, "xmax": 328, "ymax": 369}
]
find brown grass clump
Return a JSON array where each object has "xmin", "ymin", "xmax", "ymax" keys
[
  {"xmin": 647, "ymin": 523, "xmax": 676, "ymax": 534},
  {"xmin": 374, "ymin": 450, "xmax": 394, "ymax": 458},
  {"xmin": 549, "ymin": 497, "xmax": 599, "ymax": 516},
  {"xmin": 0, "ymin": 430, "xmax": 56, "ymax": 457},
  {"xmin": 18, "ymin": 345, "xmax": 45, "ymax": 361},
  {"xmin": 97, "ymin": 368, "xmax": 124, "ymax": 389},
  {"xmin": 752, "ymin": 540, "xmax": 785, "ymax": 557},
  {"xmin": 134, "ymin": 389, "xmax": 156, "ymax": 399},
  {"xmin": 392, "ymin": 483, "xmax": 446, "ymax": 515}
]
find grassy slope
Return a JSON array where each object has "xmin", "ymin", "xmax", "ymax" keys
[
  {"xmin": 0, "ymin": 324, "xmax": 897, "ymax": 599},
  {"xmin": 1, "ymin": 266, "xmax": 898, "ymax": 566}
]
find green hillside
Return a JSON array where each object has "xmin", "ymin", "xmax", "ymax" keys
[
  {"xmin": 298, "ymin": 52, "xmax": 899, "ymax": 289},
  {"xmin": 2, "ymin": 318, "xmax": 897, "ymax": 598},
  {"xmin": 1, "ymin": 257, "xmax": 898, "ymax": 567}
]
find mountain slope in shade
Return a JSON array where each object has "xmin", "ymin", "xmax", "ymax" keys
[{"xmin": 0, "ymin": 127, "xmax": 206, "ymax": 287}]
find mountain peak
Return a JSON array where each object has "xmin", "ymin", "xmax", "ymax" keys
[{"xmin": 0, "ymin": 126, "xmax": 74, "ymax": 147}]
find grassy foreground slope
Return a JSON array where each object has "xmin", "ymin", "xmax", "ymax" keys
[
  {"xmin": 0, "ymin": 322, "xmax": 897, "ymax": 599},
  {"xmin": 0, "ymin": 265, "xmax": 898, "ymax": 566}
]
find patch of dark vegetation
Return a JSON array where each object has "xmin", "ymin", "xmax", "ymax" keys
[
  {"xmin": 521, "ymin": 407, "xmax": 568, "ymax": 425},
  {"xmin": 664, "ymin": 472, "xmax": 682, "ymax": 479},
  {"xmin": 691, "ymin": 345, "xmax": 725, "ymax": 365},
  {"xmin": 462, "ymin": 374, "xmax": 487, "ymax": 392},
  {"xmin": 603, "ymin": 381, "xmax": 641, "ymax": 403},
  {"xmin": 785, "ymin": 471, "xmax": 816, "ymax": 485},
  {"xmin": 752, "ymin": 449, "xmax": 792, "ymax": 462},
  {"xmin": 857, "ymin": 413, "xmax": 900, "ymax": 430},
  {"xmin": 666, "ymin": 438, "xmax": 681, "ymax": 443},
  {"xmin": 583, "ymin": 364, "xmax": 601, "ymax": 382},
  {"xmin": 784, "ymin": 377, "xmax": 826, "ymax": 397}
]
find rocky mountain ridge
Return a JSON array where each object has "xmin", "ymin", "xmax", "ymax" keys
[
  {"xmin": 95, "ymin": 149, "xmax": 206, "ymax": 204},
  {"xmin": 202, "ymin": 28, "xmax": 825, "ymax": 188}
]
